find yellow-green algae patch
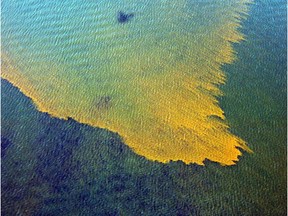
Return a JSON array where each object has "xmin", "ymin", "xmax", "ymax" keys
[{"xmin": 2, "ymin": 0, "xmax": 252, "ymax": 165}]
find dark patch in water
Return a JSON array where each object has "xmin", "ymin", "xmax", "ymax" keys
[
  {"xmin": 1, "ymin": 136, "xmax": 12, "ymax": 158},
  {"xmin": 117, "ymin": 11, "xmax": 134, "ymax": 23},
  {"xmin": 96, "ymin": 96, "xmax": 112, "ymax": 110},
  {"xmin": 34, "ymin": 118, "xmax": 83, "ymax": 194}
]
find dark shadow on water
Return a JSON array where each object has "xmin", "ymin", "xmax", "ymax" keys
[
  {"xmin": 1, "ymin": 136, "xmax": 13, "ymax": 158},
  {"xmin": 117, "ymin": 11, "xmax": 134, "ymax": 24}
]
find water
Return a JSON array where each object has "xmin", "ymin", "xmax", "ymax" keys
[
  {"xmin": 2, "ymin": 0, "xmax": 252, "ymax": 165},
  {"xmin": 1, "ymin": 0, "xmax": 286, "ymax": 215}
]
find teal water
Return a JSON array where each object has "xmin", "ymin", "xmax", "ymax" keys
[
  {"xmin": 2, "ymin": 0, "xmax": 230, "ymax": 78},
  {"xmin": 1, "ymin": 0, "xmax": 287, "ymax": 215}
]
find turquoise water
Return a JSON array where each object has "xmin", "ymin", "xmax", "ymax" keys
[
  {"xmin": 1, "ymin": 0, "xmax": 286, "ymax": 215},
  {"xmin": 2, "ymin": 0, "xmax": 228, "ymax": 77}
]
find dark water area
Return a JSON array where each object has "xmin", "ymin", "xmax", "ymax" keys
[
  {"xmin": 1, "ymin": 0, "xmax": 286, "ymax": 215},
  {"xmin": 117, "ymin": 11, "xmax": 134, "ymax": 24}
]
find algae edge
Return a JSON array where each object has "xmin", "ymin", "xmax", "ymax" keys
[{"xmin": 1, "ymin": 0, "xmax": 253, "ymax": 166}]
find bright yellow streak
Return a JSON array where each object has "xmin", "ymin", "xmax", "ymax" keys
[{"xmin": 2, "ymin": 0, "xmax": 252, "ymax": 165}]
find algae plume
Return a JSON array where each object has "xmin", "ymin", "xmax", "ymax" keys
[{"xmin": 2, "ymin": 0, "xmax": 252, "ymax": 165}]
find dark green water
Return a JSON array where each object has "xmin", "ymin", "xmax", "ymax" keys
[{"xmin": 1, "ymin": 0, "xmax": 286, "ymax": 215}]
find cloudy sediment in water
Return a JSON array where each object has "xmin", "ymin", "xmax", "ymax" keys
[{"xmin": 2, "ymin": 0, "xmax": 252, "ymax": 165}]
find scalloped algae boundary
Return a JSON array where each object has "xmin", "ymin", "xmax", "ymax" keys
[{"xmin": 1, "ymin": 0, "xmax": 253, "ymax": 165}]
